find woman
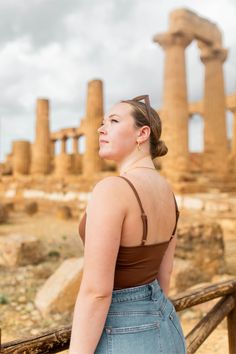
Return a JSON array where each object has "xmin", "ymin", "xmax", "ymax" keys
[{"xmin": 69, "ymin": 95, "xmax": 186, "ymax": 354}]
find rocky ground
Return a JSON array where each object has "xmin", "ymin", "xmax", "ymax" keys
[
  {"xmin": 0, "ymin": 211, "xmax": 83, "ymax": 342},
  {"xmin": 0, "ymin": 208, "xmax": 235, "ymax": 353}
]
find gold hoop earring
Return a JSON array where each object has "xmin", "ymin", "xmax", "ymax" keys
[{"xmin": 137, "ymin": 141, "xmax": 141, "ymax": 151}]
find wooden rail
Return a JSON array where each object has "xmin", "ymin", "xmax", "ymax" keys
[
  {"xmin": 185, "ymin": 295, "xmax": 235, "ymax": 353},
  {"xmin": 1, "ymin": 278, "xmax": 236, "ymax": 354}
]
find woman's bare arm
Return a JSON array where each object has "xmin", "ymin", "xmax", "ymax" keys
[{"xmin": 69, "ymin": 177, "xmax": 126, "ymax": 354}]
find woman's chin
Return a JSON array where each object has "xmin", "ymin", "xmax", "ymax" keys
[
  {"xmin": 98, "ymin": 151, "xmax": 117, "ymax": 161},
  {"xmin": 99, "ymin": 153, "xmax": 112, "ymax": 160}
]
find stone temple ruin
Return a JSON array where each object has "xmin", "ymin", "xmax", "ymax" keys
[
  {"xmin": 0, "ymin": 9, "xmax": 236, "ymax": 193},
  {"xmin": 154, "ymin": 9, "xmax": 236, "ymax": 191},
  {"xmin": 6, "ymin": 79, "xmax": 109, "ymax": 179}
]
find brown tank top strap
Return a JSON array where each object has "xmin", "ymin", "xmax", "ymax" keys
[
  {"xmin": 171, "ymin": 193, "xmax": 180, "ymax": 237},
  {"xmin": 117, "ymin": 176, "xmax": 148, "ymax": 245}
]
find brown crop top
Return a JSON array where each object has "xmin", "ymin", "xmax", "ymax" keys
[{"xmin": 78, "ymin": 175, "xmax": 179, "ymax": 290}]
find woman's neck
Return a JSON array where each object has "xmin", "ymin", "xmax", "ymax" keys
[{"xmin": 118, "ymin": 155, "xmax": 155, "ymax": 175}]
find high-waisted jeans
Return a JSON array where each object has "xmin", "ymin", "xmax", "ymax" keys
[{"xmin": 95, "ymin": 279, "xmax": 186, "ymax": 354}]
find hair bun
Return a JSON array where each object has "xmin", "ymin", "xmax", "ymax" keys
[{"xmin": 155, "ymin": 140, "xmax": 168, "ymax": 158}]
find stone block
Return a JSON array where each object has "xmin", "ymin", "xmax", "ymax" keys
[
  {"xmin": 219, "ymin": 219, "xmax": 236, "ymax": 233},
  {"xmin": 168, "ymin": 222, "xmax": 228, "ymax": 293},
  {"xmin": 205, "ymin": 201, "xmax": 231, "ymax": 212},
  {"xmin": 182, "ymin": 196, "xmax": 204, "ymax": 210},
  {"xmin": 0, "ymin": 203, "xmax": 9, "ymax": 223},
  {"xmin": 35, "ymin": 257, "xmax": 84, "ymax": 315},
  {"xmin": 56, "ymin": 205, "xmax": 72, "ymax": 220},
  {"xmin": 24, "ymin": 201, "xmax": 38, "ymax": 215},
  {"xmin": 4, "ymin": 202, "xmax": 14, "ymax": 212},
  {"xmin": 169, "ymin": 258, "xmax": 205, "ymax": 293},
  {"xmin": 169, "ymin": 258, "xmax": 190, "ymax": 293},
  {"xmin": 0, "ymin": 234, "xmax": 44, "ymax": 267},
  {"xmin": 176, "ymin": 223, "xmax": 226, "ymax": 278}
]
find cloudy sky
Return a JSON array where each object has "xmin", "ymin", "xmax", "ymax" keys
[{"xmin": 0, "ymin": 0, "xmax": 235, "ymax": 161}]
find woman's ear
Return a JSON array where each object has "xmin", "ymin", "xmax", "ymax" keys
[{"xmin": 138, "ymin": 125, "xmax": 151, "ymax": 143}]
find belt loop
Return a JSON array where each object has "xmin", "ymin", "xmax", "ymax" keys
[{"xmin": 148, "ymin": 283, "xmax": 156, "ymax": 300}]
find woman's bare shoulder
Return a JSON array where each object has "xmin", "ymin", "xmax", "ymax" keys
[
  {"xmin": 91, "ymin": 176, "xmax": 126, "ymax": 201},
  {"xmin": 92, "ymin": 175, "xmax": 126, "ymax": 193},
  {"xmin": 155, "ymin": 173, "xmax": 174, "ymax": 195},
  {"xmin": 88, "ymin": 176, "xmax": 128, "ymax": 212}
]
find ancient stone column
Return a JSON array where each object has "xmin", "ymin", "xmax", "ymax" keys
[
  {"xmin": 54, "ymin": 154, "xmax": 74, "ymax": 176},
  {"xmin": 231, "ymin": 109, "xmax": 236, "ymax": 156},
  {"xmin": 31, "ymin": 99, "xmax": 51, "ymax": 174},
  {"xmin": 12, "ymin": 140, "xmax": 31, "ymax": 175},
  {"xmin": 72, "ymin": 136, "xmax": 78, "ymax": 154},
  {"xmin": 51, "ymin": 140, "xmax": 55, "ymax": 157},
  {"xmin": 53, "ymin": 136, "xmax": 72, "ymax": 176},
  {"xmin": 61, "ymin": 137, "xmax": 67, "ymax": 154},
  {"xmin": 73, "ymin": 153, "xmax": 82, "ymax": 174},
  {"xmin": 200, "ymin": 46, "xmax": 228, "ymax": 176},
  {"xmin": 153, "ymin": 32, "xmax": 192, "ymax": 181},
  {"xmin": 229, "ymin": 109, "xmax": 236, "ymax": 174},
  {"xmin": 83, "ymin": 79, "xmax": 103, "ymax": 176}
]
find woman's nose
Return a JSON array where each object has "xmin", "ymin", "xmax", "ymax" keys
[{"xmin": 97, "ymin": 124, "xmax": 106, "ymax": 134}]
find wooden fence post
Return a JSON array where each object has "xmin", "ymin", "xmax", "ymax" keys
[{"xmin": 227, "ymin": 290, "xmax": 236, "ymax": 354}]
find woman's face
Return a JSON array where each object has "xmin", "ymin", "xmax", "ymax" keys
[{"xmin": 97, "ymin": 102, "xmax": 138, "ymax": 161}]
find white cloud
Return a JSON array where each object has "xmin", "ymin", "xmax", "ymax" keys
[{"xmin": 0, "ymin": 0, "xmax": 236, "ymax": 160}]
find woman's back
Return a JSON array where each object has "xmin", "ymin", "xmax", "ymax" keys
[
  {"xmin": 119, "ymin": 170, "xmax": 178, "ymax": 247},
  {"xmin": 78, "ymin": 169, "xmax": 179, "ymax": 290}
]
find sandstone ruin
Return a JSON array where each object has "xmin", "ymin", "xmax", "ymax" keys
[
  {"xmin": 0, "ymin": 9, "xmax": 235, "ymax": 194},
  {"xmin": 153, "ymin": 9, "xmax": 236, "ymax": 190}
]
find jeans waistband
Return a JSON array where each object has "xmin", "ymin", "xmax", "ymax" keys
[{"xmin": 111, "ymin": 279, "xmax": 163, "ymax": 303}]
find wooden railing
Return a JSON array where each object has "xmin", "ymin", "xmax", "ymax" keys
[{"xmin": 1, "ymin": 278, "xmax": 236, "ymax": 354}]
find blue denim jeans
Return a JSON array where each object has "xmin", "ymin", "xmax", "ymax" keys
[{"xmin": 95, "ymin": 279, "xmax": 186, "ymax": 354}]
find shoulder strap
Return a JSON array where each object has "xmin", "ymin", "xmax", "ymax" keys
[
  {"xmin": 170, "ymin": 193, "xmax": 180, "ymax": 237},
  {"xmin": 117, "ymin": 176, "xmax": 148, "ymax": 245}
]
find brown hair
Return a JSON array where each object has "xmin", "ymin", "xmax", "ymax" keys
[{"xmin": 121, "ymin": 97, "xmax": 168, "ymax": 159}]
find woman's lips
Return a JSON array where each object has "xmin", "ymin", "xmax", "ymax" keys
[{"xmin": 99, "ymin": 140, "xmax": 109, "ymax": 144}]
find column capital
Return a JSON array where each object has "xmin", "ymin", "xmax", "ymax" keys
[
  {"xmin": 153, "ymin": 31, "xmax": 192, "ymax": 49},
  {"xmin": 229, "ymin": 107, "xmax": 236, "ymax": 114},
  {"xmin": 200, "ymin": 46, "xmax": 228, "ymax": 64}
]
